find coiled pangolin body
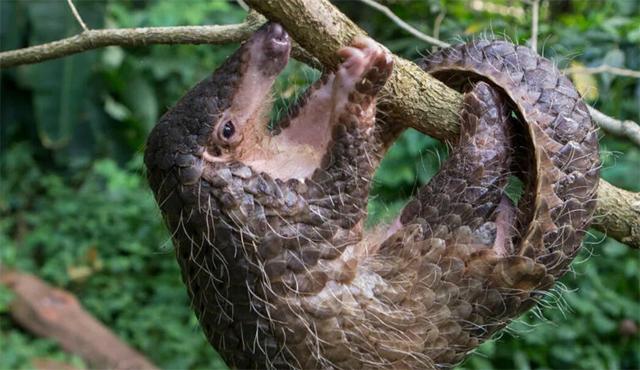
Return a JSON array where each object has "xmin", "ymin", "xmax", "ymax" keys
[{"xmin": 144, "ymin": 23, "xmax": 599, "ymax": 369}]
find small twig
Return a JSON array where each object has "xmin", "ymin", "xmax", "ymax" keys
[
  {"xmin": 236, "ymin": 0, "xmax": 250, "ymax": 12},
  {"xmin": 0, "ymin": 12, "xmax": 266, "ymax": 69},
  {"xmin": 66, "ymin": 0, "xmax": 89, "ymax": 32},
  {"xmin": 564, "ymin": 65, "xmax": 640, "ymax": 79},
  {"xmin": 530, "ymin": 0, "xmax": 540, "ymax": 52},
  {"xmin": 0, "ymin": 10, "xmax": 324, "ymax": 71},
  {"xmin": 432, "ymin": 10, "xmax": 447, "ymax": 53},
  {"xmin": 358, "ymin": 0, "xmax": 450, "ymax": 48},
  {"xmin": 589, "ymin": 107, "xmax": 640, "ymax": 147}
]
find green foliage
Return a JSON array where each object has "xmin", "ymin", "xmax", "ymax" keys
[
  {"xmin": 1, "ymin": 0, "xmax": 638, "ymax": 369},
  {"xmin": 0, "ymin": 330, "xmax": 85, "ymax": 370},
  {"xmin": 1, "ymin": 144, "xmax": 226, "ymax": 369}
]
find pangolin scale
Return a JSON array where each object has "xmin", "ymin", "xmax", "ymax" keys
[{"xmin": 144, "ymin": 23, "xmax": 600, "ymax": 369}]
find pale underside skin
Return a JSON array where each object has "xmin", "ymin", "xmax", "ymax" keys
[{"xmin": 204, "ymin": 37, "xmax": 380, "ymax": 181}]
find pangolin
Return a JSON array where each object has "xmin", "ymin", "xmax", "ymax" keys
[{"xmin": 144, "ymin": 23, "xmax": 600, "ymax": 369}]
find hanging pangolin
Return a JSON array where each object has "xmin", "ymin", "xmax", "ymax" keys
[{"xmin": 144, "ymin": 23, "xmax": 600, "ymax": 369}]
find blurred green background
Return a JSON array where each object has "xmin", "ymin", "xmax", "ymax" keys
[{"xmin": 1, "ymin": 1, "xmax": 638, "ymax": 369}]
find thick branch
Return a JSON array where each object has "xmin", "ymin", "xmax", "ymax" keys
[
  {"xmin": 594, "ymin": 180, "xmax": 640, "ymax": 249},
  {"xmin": 244, "ymin": 0, "xmax": 463, "ymax": 141},
  {"xmin": 0, "ymin": 270, "xmax": 159, "ymax": 369},
  {"xmin": 245, "ymin": 0, "xmax": 639, "ymax": 248}
]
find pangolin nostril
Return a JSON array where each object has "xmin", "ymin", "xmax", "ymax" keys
[{"xmin": 268, "ymin": 22, "xmax": 286, "ymax": 40}]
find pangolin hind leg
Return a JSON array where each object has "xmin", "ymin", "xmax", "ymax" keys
[{"xmin": 392, "ymin": 81, "xmax": 514, "ymax": 241}]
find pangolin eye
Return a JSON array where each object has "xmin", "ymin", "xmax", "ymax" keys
[{"xmin": 222, "ymin": 121, "xmax": 235, "ymax": 139}]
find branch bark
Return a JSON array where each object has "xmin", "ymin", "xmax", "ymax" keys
[
  {"xmin": 594, "ymin": 180, "xmax": 640, "ymax": 248},
  {"xmin": 589, "ymin": 107, "xmax": 640, "ymax": 147},
  {"xmin": 0, "ymin": 270, "xmax": 159, "ymax": 370},
  {"xmin": 244, "ymin": 0, "xmax": 462, "ymax": 141}
]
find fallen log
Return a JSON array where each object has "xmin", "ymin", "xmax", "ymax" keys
[{"xmin": 0, "ymin": 269, "xmax": 159, "ymax": 370}]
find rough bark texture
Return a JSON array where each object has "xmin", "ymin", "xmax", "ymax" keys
[
  {"xmin": 594, "ymin": 180, "xmax": 640, "ymax": 248},
  {"xmin": 145, "ymin": 21, "xmax": 599, "ymax": 369},
  {"xmin": 0, "ymin": 270, "xmax": 158, "ymax": 370}
]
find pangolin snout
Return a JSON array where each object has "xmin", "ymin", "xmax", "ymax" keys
[{"xmin": 248, "ymin": 22, "xmax": 291, "ymax": 77}]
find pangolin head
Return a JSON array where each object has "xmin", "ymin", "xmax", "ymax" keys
[{"xmin": 144, "ymin": 22, "xmax": 291, "ymax": 177}]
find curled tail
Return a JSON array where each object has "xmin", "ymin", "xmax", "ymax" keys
[
  {"xmin": 419, "ymin": 40, "xmax": 600, "ymax": 274},
  {"xmin": 370, "ymin": 41, "xmax": 600, "ymax": 367}
]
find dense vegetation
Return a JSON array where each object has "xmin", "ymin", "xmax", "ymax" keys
[{"xmin": 1, "ymin": 1, "xmax": 638, "ymax": 369}]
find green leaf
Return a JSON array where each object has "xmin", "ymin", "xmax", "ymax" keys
[
  {"xmin": 102, "ymin": 46, "xmax": 126, "ymax": 70},
  {"xmin": 20, "ymin": 1, "xmax": 105, "ymax": 149},
  {"xmin": 121, "ymin": 76, "xmax": 159, "ymax": 134},
  {"xmin": 104, "ymin": 95, "xmax": 132, "ymax": 121}
]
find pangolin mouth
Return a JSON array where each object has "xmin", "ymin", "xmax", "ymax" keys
[{"xmin": 252, "ymin": 22, "xmax": 291, "ymax": 77}]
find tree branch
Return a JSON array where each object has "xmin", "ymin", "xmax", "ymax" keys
[
  {"xmin": 590, "ymin": 107, "xmax": 640, "ymax": 147},
  {"xmin": 244, "ymin": 0, "xmax": 640, "ymax": 248},
  {"xmin": 0, "ymin": 11, "xmax": 266, "ymax": 69},
  {"xmin": 594, "ymin": 180, "xmax": 640, "ymax": 249},
  {"xmin": 244, "ymin": 0, "xmax": 463, "ymax": 141},
  {"xmin": 357, "ymin": 0, "xmax": 449, "ymax": 48},
  {"xmin": 66, "ymin": 0, "xmax": 89, "ymax": 33},
  {"xmin": 0, "ymin": 10, "xmax": 322, "ymax": 72},
  {"xmin": 563, "ymin": 65, "xmax": 640, "ymax": 79}
]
